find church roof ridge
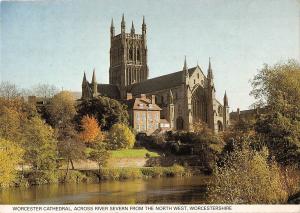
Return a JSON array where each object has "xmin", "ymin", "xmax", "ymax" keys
[
  {"xmin": 127, "ymin": 66, "xmax": 203, "ymax": 95},
  {"xmin": 148, "ymin": 66, "xmax": 198, "ymax": 81}
]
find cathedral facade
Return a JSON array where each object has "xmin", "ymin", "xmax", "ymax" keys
[{"xmin": 81, "ymin": 15, "xmax": 230, "ymax": 132}]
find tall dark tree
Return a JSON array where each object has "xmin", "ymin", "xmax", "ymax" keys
[
  {"xmin": 57, "ymin": 124, "xmax": 85, "ymax": 179},
  {"xmin": 76, "ymin": 96, "xmax": 129, "ymax": 131}
]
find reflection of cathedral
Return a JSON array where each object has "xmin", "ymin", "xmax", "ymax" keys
[{"xmin": 81, "ymin": 15, "xmax": 230, "ymax": 132}]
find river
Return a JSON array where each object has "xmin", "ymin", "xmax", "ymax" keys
[{"xmin": 0, "ymin": 176, "xmax": 210, "ymax": 204}]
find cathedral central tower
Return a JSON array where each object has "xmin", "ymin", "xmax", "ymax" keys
[{"xmin": 109, "ymin": 15, "xmax": 149, "ymax": 89}]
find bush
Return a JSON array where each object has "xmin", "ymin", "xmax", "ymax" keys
[
  {"xmin": 99, "ymin": 168, "xmax": 142, "ymax": 180},
  {"xmin": 27, "ymin": 170, "xmax": 58, "ymax": 185},
  {"xmin": 209, "ymin": 147, "xmax": 289, "ymax": 204},
  {"xmin": 119, "ymin": 168, "xmax": 142, "ymax": 179},
  {"xmin": 163, "ymin": 164, "xmax": 185, "ymax": 177},
  {"xmin": 99, "ymin": 168, "xmax": 120, "ymax": 180},
  {"xmin": 58, "ymin": 170, "xmax": 87, "ymax": 183},
  {"xmin": 140, "ymin": 167, "xmax": 163, "ymax": 178}
]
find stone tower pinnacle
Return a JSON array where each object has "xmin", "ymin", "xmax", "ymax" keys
[
  {"xmin": 224, "ymin": 90, "xmax": 228, "ymax": 107},
  {"xmin": 92, "ymin": 69, "xmax": 98, "ymax": 97},
  {"xmin": 82, "ymin": 72, "xmax": 87, "ymax": 85},
  {"xmin": 110, "ymin": 18, "xmax": 115, "ymax": 37},
  {"xmin": 207, "ymin": 57, "xmax": 213, "ymax": 79},
  {"xmin": 142, "ymin": 16, "xmax": 146, "ymax": 34},
  {"xmin": 223, "ymin": 90, "xmax": 230, "ymax": 129},
  {"xmin": 121, "ymin": 14, "xmax": 125, "ymax": 33},
  {"xmin": 182, "ymin": 56, "xmax": 189, "ymax": 84},
  {"xmin": 131, "ymin": 21, "xmax": 135, "ymax": 34}
]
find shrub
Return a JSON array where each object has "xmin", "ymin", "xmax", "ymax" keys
[
  {"xmin": 58, "ymin": 170, "xmax": 87, "ymax": 183},
  {"xmin": 209, "ymin": 147, "xmax": 289, "ymax": 204},
  {"xmin": 99, "ymin": 168, "xmax": 120, "ymax": 180},
  {"xmin": 119, "ymin": 168, "xmax": 142, "ymax": 179},
  {"xmin": 99, "ymin": 167, "xmax": 142, "ymax": 180},
  {"xmin": 163, "ymin": 164, "xmax": 185, "ymax": 177},
  {"xmin": 140, "ymin": 167, "xmax": 163, "ymax": 178},
  {"xmin": 27, "ymin": 170, "xmax": 58, "ymax": 185}
]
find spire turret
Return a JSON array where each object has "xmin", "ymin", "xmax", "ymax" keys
[
  {"xmin": 183, "ymin": 56, "xmax": 187, "ymax": 70},
  {"xmin": 224, "ymin": 91, "xmax": 228, "ymax": 107},
  {"xmin": 207, "ymin": 57, "xmax": 213, "ymax": 79},
  {"xmin": 223, "ymin": 90, "xmax": 230, "ymax": 130},
  {"xmin": 142, "ymin": 16, "xmax": 146, "ymax": 34},
  {"xmin": 131, "ymin": 21, "xmax": 135, "ymax": 34},
  {"xmin": 82, "ymin": 72, "xmax": 87, "ymax": 85},
  {"xmin": 92, "ymin": 69, "xmax": 96, "ymax": 84},
  {"xmin": 121, "ymin": 14, "xmax": 125, "ymax": 33},
  {"xmin": 110, "ymin": 18, "xmax": 115, "ymax": 37},
  {"xmin": 92, "ymin": 69, "xmax": 98, "ymax": 97},
  {"xmin": 182, "ymin": 56, "xmax": 189, "ymax": 84}
]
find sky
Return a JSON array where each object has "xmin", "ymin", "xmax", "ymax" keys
[{"xmin": 1, "ymin": 0, "xmax": 299, "ymax": 110}]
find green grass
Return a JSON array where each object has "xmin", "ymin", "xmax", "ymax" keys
[{"xmin": 110, "ymin": 148, "xmax": 160, "ymax": 158}]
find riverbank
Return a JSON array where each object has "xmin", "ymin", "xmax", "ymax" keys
[
  {"xmin": 13, "ymin": 165, "xmax": 194, "ymax": 187},
  {"xmin": 0, "ymin": 176, "xmax": 210, "ymax": 204}
]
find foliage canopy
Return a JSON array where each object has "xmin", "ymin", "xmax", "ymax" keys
[{"xmin": 76, "ymin": 96, "xmax": 129, "ymax": 131}]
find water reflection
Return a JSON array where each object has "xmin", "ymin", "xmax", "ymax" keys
[{"xmin": 0, "ymin": 176, "xmax": 209, "ymax": 204}]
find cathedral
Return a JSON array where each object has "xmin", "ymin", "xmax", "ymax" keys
[{"xmin": 81, "ymin": 15, "xmax": 230, "ymax": 132}]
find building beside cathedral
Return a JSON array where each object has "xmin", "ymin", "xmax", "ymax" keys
[{"xmin": 81, "ymin": 15, "xmax": 230, "ymax": 133}]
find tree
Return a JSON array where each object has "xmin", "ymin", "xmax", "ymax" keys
[
  {"xmin": 57, "ymin": 125, "xmax": 85, "ymax": 173},
  {"xmin": 89, "ymin": 142, "xmax": 110, "ymax": 172},
  {"xmin": 0, "ymin": 97, "xmax": 37, "ymax": 143},
  {"xmin": 22, "ymin": 116, "xmax": 58, "ymax": 183},
  {"xmin": 209, "ymin": 146, "xmax": 288, "ymax": 204},
  {"xmin": 47, "ymin": 91, "xmax": 76, "ymax": 127},
  {"xmin": 76, "ymin": 96, "xmax": 129, "ymax": 131},
  {"xmin": 32, "ymin": 83, "xmax": 58, "ymax": 98},
  {"xmin": 0, "ymin": 107, "xmax": 22, "ymax": 142},
  {"xmin": 0, "ymin": 81, "xmax": 20, "ymax": 99},
  {"xmin": 0, "ymin": 138, "xmax": 24, "ymax": 188},
  {"xmin": 251, "ymin": 60, "xmax": 300, "ymax": 166},
  {"xmin": 108, "ymin": 123, "xmax": 135, "ymax": 150},
  {"xmin": 79, "ymin": 115, "xmax": 103, "ymax": 144}
]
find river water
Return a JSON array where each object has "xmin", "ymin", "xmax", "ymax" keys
[{"xmin": 0, "ymin": 176, "xmax": 210, "ymax": 204}]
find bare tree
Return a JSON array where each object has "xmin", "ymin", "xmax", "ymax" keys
[
  {"xmin": 0, "ymin": 81, "xmax": 20, "ymax": 99},
  {"xmin": 32, "ymin": 83, "xmax": 58, "ymax": 98}
]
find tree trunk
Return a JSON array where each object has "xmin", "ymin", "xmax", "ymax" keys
[
  {"xmin": 64, "ymin": 159, "xmax": 70, "ymax": 182},
  {"xmin": 70, "ymin": 159, "xmax": 75, "ymax": 170}
]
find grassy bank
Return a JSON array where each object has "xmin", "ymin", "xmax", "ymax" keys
[
  {"xmin": 12, "ymin": 165, "xmax": 190, "ymax": 187},
  {"xmin": 109, "ymin": 148, "xmax": 160, "ymax": 158},
  {"xmin": 98, "ymin": 164, "xmax": 188, "ymax": 180}
]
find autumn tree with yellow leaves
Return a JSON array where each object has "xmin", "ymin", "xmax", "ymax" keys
[
  {"xmin": 0, "ymin": 138, "xmax": 24, "ymax": 188},
  {"xmin": 79, "ymin": 115, "xmax": 103, "ymax": 144}
]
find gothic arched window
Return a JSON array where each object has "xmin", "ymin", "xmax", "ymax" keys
[
  {"xmin": 129, "ymin": 48, "xmax": 133, "ymax": 60},
  {"xmin": 137, "ymin": 49, "xmax": 140, "ymax": 61},
  {"xmin": 218, "ymin": 106, "xmax": 223, "ymax": 116}
]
